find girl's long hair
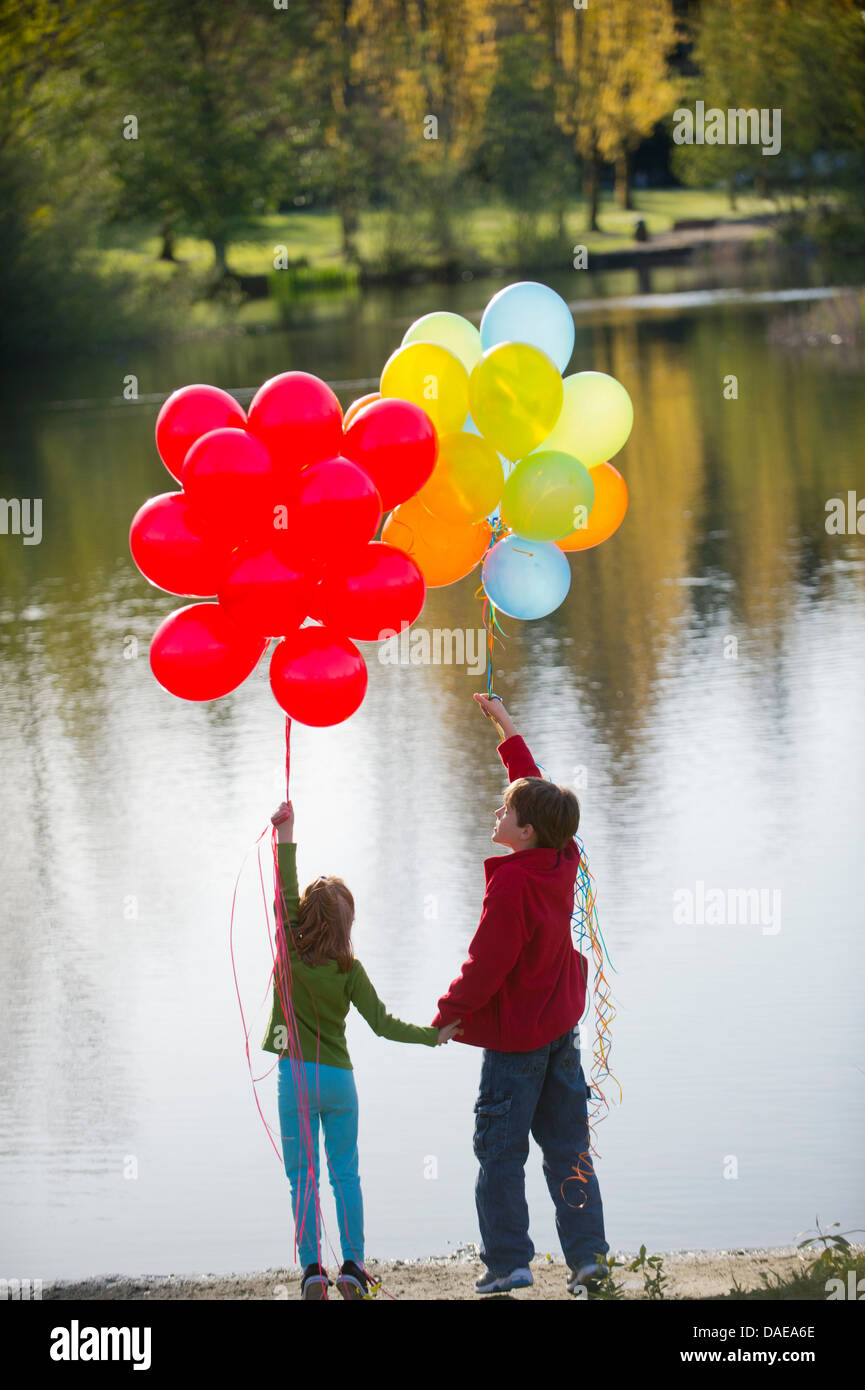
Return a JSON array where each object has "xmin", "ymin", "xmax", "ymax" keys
[{"xmin": 293, "ymin": 875, "xmax": 355, "ymax": 973}]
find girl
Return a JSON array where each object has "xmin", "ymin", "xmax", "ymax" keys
[{"xmin": 262, "ymin": 799, "xmax": 460, "ymax": 1300}]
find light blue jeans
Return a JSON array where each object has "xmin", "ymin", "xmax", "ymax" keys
[{"xmin": 277, "ymin": 1058, "xmax": 364, "ymax": 1269}]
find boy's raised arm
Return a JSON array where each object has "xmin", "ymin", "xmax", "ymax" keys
[{"xmin": 473, "ymin": 693, "xmax": 543, "ymax": 779}]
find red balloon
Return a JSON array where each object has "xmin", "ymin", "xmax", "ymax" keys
[
  {"xmin": 272, "ymin": 457, "xmax": 381, "ymax": 566},
  {"xmin": 320, "ymin": 541, "xmax": 426, "ymax": 640},
  {"xmin": 150, "ymin": 603, "xmax": 267, "ymax": 701},
  {"xmin": 129, "ymin": 492, "xmax": 236, "ymax": 597},
  {"xmin": 155, "ymin": 385, "xmax": 246, "ymax": 483},
  {"xmin": 218, "ymin": 544, "xmax": 313, "ymax": 639},
  {"xmin": 342, "ymin": 398, "xmax": 438, "ymax": 510},
  {"xmin": 270, "ymin": 625, "xmax": 368, "ymax": 726},
  {"xmin": 181, "ymin": 428, "xmax": 282, "ymax": 545},
  {"xmin": 247, "ymin": 372, "xmax": 343, "ymax": 474}
]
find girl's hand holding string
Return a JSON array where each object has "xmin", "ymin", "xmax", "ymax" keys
[{"xmin": 271, "ymin": 799, "xmax": 295, "ymax": 842}]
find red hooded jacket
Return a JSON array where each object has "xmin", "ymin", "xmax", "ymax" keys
[{"xmin": 431, "ymin": 734, "xmax": 589, "ymax": 1051}]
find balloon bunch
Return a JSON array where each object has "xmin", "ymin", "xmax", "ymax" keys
[
  {"xmin": 130, "ymin": 374, "xmax": 437, "ymax": 726},
  {"xmin": 370, "ymin": 280, "xmax": 631, "ymax": 621},
  {"xmin": 131, "ymin": 283, "xmax": 632, "ymax": 724}
]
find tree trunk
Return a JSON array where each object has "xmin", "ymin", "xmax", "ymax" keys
[
  {"xmin": 615, "ymin": 152, "xmax": 632, "ymax": 210},
  {"xmin": 211, "ymin": 235, "xmax": 229, "ymax": 277},
  {"xmin": 727, "ymin": 178, "xmax": 738, "ymax": 212},
  {"xmin": 339, "ymin": 199, "xmax": 360, "ymax": 265},
  {"xmin": 554, "ymin": 198, "xmax": 568, "ymax": 247},
  {"xmin": 586, "ymin": 152, "xmax": 601, "ymax": 232},
  {"xmin": 434, "ymin": 197, "xmax": 457, "ymax": 264},
  {"xmin": 158, "ymin": 222, "xmax": 177, "ymax": 262}
]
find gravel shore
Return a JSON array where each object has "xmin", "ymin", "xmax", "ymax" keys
[{"xmin": 43, "ymin": 1244, "xmax": 853, "ymax": 1301}]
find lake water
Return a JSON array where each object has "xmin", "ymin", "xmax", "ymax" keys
[{"xmin": 1, "ymin": 257, "xmax": 864, "ymax": 1280}]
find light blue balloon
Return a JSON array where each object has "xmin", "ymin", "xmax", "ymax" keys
[
  {"xmin": 480, "ymin": 282, "xmax": 575, "ymax": 374},
  {"xmin": 482, "ymin": 534, "xmax": 571, "ymax": 620}
]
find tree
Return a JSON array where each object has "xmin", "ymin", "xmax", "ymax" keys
[
  {"xmin": 558, "ymin": 0, "xmax": 677, "ymax": 227},
  {"xmin": 473, "ymin": 31, "xmax": 575, "ymax": 260},
  {"xmin": 381, "ymin": 0, "xmax": 499, "ymax": 263},
  {"xmin": 0, "ymin": 0, "xmax": 126, "ymax": 355},
  {"xmin": 101, "ymin": 0, "xmax": 316, "ymax": 276},
  {"xmin": 305, "ymin": 0, "xmax": 412, "ymax": 266},
  {"xmin": 671, "ymin": 0, "xmax": 865, "ymax": 216}
]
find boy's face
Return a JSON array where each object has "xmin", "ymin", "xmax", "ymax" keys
[{"xmin": 492, "ymin": 798, "xmax": 537, "ymax": 851}]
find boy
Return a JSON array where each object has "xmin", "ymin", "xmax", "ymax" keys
[{"xmin": 431, "ymin": 693, "xmax": 610, "ymax": 1296}]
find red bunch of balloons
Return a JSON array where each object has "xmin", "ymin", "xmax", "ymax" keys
[{"xmin": 130, "ymin": 373, "xmax": 437, "ymax": 725}]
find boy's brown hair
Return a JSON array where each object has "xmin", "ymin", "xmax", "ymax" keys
[
  {"xmin": 504, "ymin": 776, "xmax": 580, "ymax": 851},
  {"xmin": 287, "ymin": 876, "xmax": 356, "ymax": 973}
]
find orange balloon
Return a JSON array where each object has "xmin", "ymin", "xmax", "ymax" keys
[
  {"xmin": 343, "ymin": 392, "xmax": 381, "ymax": 429},
  {"xmin": 556, "ymin": 461, "xmax": 628, "ymax": 551},
  {"xmin": 382, "ymin": 495, "xmax": 491, "ymax": 586}
]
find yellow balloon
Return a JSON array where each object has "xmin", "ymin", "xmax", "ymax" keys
[
  {"xmin": 401, "ymin": 312, "xmax": 482, "ymax": 373},
  {"xmin": 380, "ymin": 342, "xmax": 469, "ymax": 435},
  {"xmin": 417, "ymin": 430, "xmax": 504, "ymax": 523},
  {"xmin": 468, "ymin": 342, "xmax": 563, "ymax": 462},
  {"xmin": 540, "ymin": 371, "xmax": 633, "ymax": 468}
]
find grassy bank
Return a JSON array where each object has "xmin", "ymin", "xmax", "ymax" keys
[
  {"xmin": 6, "ymin": 187, "xmax": 794, "ymax": 360},
  {"xmin": 99, "ymin": 187, "xmax": 781, "ymax": 283}
]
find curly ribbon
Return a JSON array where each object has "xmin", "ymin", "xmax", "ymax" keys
[
  {"xmin": 529, "ymin": 759, "xmax": 622, "ymax": 1212},
  {"xmin": 475, "ymin": 587, "xmax": 508, "ymax": 697},
  {"xmin": 561, "ymin": 834, "xmax": 622, "ymax": 1209},
  {"xmin": 475, "ymin": 515, "xmax": 510, "ymax": 697}
]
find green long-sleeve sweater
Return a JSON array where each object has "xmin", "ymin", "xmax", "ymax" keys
[{"xmin": 261, "ymin": 841, "xmax": 438, "ymax": 1068}]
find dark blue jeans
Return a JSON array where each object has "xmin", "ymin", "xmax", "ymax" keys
[{"xmin": 473, "ymin": 1025, "xmax": 609, "ymax": 1276}]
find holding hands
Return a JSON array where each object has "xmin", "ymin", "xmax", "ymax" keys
[
  {"xmin": 436, "ymin": 1019, "xmax": 462, "ymax": 1046},
  {"xmin": 270, "ymin": 794, "xmax": 460, "ymax": 1047}
]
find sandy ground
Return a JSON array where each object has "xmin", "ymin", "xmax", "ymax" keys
[{"xmin": 44, "ymin": 1244, "xmax": 860, "ymax": 1301}]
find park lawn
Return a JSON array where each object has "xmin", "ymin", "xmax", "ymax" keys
[{"xmin": 96, "ymin": 187, "xmax": 783, "ymax": 280}]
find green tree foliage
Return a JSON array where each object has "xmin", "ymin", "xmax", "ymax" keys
[
  {"xmin": 672, "ymin": 0, "xmax": 865, "ymax": 215},
  {"xmin": 101, "ymin": 0, "xmax": 317, "ymax": 276},
  {"xmin": 0, "ymin": 0, "xmax": 136, "ymax": 355},
  {"xmin": 473, "ymin": 32, "xmax": 575, "ymax": 260},
  {"xmin": 4, "ymin": 0, "xmax": 863, "ymax": 357}
]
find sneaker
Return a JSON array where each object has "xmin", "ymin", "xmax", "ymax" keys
[
  {"xmin": 300, "ymin": 1263, "xmax": 332, "ymax": 1300},
  {"xmin": 475, "ymin": 1266, "xmax": 534, "ymax": 1295},
  {"xmin": 336, "ymin": 1259, "xmax": 370, "ymax": 1300},
  {"xmin": 567, "ymin": 1260, "xmax": 609, "ymax": 1296}
]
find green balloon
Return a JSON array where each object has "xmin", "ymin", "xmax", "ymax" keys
[{"xmin": 501, "ymin": 450, "xmax": 595, "ymax": 542}]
